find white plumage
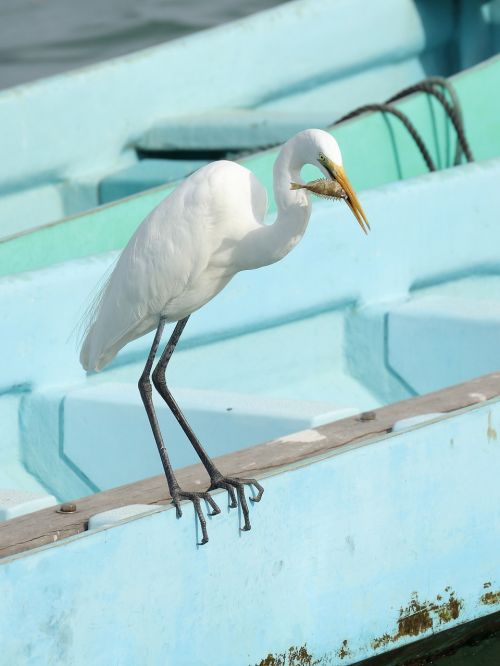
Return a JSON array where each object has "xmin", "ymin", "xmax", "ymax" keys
[
  {"xmin": 80, "ymin": 161, "xmax": 267, "ymax": 370},
  {"xmin": 80, "ymin": 129, "xmax": 367, "ymax": 372}
]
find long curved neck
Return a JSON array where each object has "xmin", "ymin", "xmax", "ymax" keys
[{"xmin": 248, "ymin": 140, "xmax": 312, "ymax": 269}]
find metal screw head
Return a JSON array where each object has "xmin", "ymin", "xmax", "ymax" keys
[
  {"xmin": 57, "ymin": 503, "xmax": 77, "ymax": 514},
  {"xmin": 359, "ymin": 411, "xmax": 376, "ymax": 422}
]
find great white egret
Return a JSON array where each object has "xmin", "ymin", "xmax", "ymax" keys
[{"xmin": 80, "ymin": 128, "xmax": 369, "ymax": 543}]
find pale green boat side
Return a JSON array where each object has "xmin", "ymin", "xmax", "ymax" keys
[{"xmin": 1, "ymin": 55, "xmax": 499, "ymax": 280}]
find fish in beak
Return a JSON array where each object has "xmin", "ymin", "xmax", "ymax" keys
[{"xmin": 320, "ymin": 155, "xmax": 370, "ymax": 234}]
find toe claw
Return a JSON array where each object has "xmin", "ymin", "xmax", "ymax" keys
[
  {"xmin": 171, "ymin": 490, "xmax": 221, "ymax": 544},
  {"xmin": 205, "ymin": 497, "xmax": 221, "ymax": 516},
  {"xmin": 209, "ymin": 475, "xmax": 263, "ymax": 533}
]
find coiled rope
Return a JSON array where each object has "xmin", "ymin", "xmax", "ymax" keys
[
  {"xmin": 336, "ymin": 102, "xmax": 438, "ymax": 171},
  {"xmin": 333, "ymin": 77, "xmax": 473, "ymax": 173}
]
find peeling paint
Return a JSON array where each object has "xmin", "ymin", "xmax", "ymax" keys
[
  {"xmin": 487, "ymin": 412, "xmax": 497, "ymax": 441},
  {"xmin": 254, "ymin": 645, "xmax": 320, "ymax": 666},
  {"xmin": 480, "ymin": 590, "xmax": 500, "ymax": 605},
  {"xmin": 436, "ymin": 594, "xmax": 462, "ymax": 623},
  {"xmin": 371, "ymin": 589, "xmax": 464, "ymax": 650},
  {"xmin": 396, "ymin": 594, "xmax": 433, "ymax": 637},
  {"xmin": 337, "ymin": 639, "xmax": 351, "ymax": 659}
]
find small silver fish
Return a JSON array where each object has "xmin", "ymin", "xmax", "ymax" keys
[{"xmin": 290, "ymin": 178, "xmax": 347, "ymax": 200}]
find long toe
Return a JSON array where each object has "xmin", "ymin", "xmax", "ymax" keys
[
  {"xmin": 248, "ymin": 480, "xmax": 264, "ymax": 503},
  {"xmin": 204, "ymin": 493, "xmax": 221, "ymax": 516},
  {"xmin": 209, "ymin": 475, "xmax": 264, "ymax": 532},
  {"xmin": 209, "ymin": 479, "xmax": 237, "ymax": 508},
  {"xmin": 226, "ymin": 476, "xmax": 264, "ymax": 504},
  {"xmin": 172, "ymin": 490, "xmax": 221, "ymax": 545}
]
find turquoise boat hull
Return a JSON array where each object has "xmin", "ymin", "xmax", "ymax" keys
[{"xmin": 0, "ymin": 151, "xmax": 500, "ymax": 661}]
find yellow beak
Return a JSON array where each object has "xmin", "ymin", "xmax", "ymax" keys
[{"xmin": 324, "ymin": 158, "xmax": 370, "ymax": 234}]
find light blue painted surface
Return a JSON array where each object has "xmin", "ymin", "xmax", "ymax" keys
[
  {"xmin": 389, "ymin": 295, "xmax": 500, "ymax": 394},
  {"xmin": 0, "ymin": 0, "xmax": 443, "ymax": 186},
  {"xmin": 99, "ymin": 158, "xmax": 210, "ymax": 204},
  {"xmin": 13, "ymin": 307, "xmax": 378, "ymax": 501},
  {"xmin": 1, "ymin": 398, "xmax": 499, "ymax": 665},
  {"xmin": 3, "ymin": 0, "xmax": 495, "ymax": 230},
  {"xmin": 3, "ymin": 158, "xmax": 500, "ymax": 502},
  {"xmin": 24, "ymin": 383, "xmax": 354, "ymax": 496},
  {"xmin": 1, "ymin": 152, "xmax": 500, "ymax": 660},
  {"xmin": 2, "ymin": 157, "xmax": 500, "ymax": 393},
  {"xmin": 137, "ymin": 110, "xmax": 342, "ymax": 151}
]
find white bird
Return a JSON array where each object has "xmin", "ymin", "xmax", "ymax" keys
[{"xmin": 80, "ymin": 129, "xmax": 369, "ymax": 544}]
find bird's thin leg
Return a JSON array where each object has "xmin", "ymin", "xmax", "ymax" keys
[
  {"xmin": 138, "ymin": 317, "xmax": 220, "ymax": 545},
  {"xmin": 152, "ymin": 317, "xmax": 264, "ymax": 532}
]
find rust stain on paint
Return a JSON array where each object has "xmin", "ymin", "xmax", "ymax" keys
[
  {"xmin": 372, "ymin": 589, "xmax": 463, "ymax": 650},
  {"xmin": 436, "ymin": 593, "xmax": 462, "ymax": 623},
  {"xmin": 337, "ymin": 639, "xmax": 351, "ymax": 659},
  {"xmin": 255, "ymin": 645, "xmax": 320, "ymax": 666},
  {"xmin": 480, "ymin": 590, "xmax": 500, "ymax": 605}
]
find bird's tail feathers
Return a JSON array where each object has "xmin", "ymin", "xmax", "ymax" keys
[{"xmin": 72, "ymin": 256, "xmax": 119, "ymax": 351}]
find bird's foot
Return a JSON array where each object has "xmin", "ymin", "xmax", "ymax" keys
[
  {"xmin": 208, "ymin": 474, "xmax": 264, "ymax": 532},
  {"xmin": 170, "ymin": 489, "xmax": 221, "ymax": 545}
]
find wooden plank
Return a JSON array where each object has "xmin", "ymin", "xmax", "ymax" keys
[{"xmin": 2, "ymin": 371, "xmax": 500, "ymax": 560}]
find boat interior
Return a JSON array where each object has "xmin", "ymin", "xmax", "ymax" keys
[
  {"xmin": 1, "ymin": 0, "xmax": 499, "ymax": 236},
  {"xmin": 2, "ymin": 153, "xmax": 500, "ymax": 519}
]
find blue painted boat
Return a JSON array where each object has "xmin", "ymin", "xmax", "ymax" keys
[
  {"xmin": 1, "ymin": 145, "xmax": 499, "ymax": 662},
  {"xmin": 0, "ymin": 0, "xmax": 499, "ymax": 238}
]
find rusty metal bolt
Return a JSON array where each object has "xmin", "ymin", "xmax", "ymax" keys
[
  {"xmin": 57, "ymin": 502, "xmax": 77, "ymax": 514},
  {"xmin": 359, "ymin": 411, "xmax": 376, "ymax": 422}
]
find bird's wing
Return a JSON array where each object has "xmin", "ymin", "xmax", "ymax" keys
[
  {"xmin": 80, "ymin": 161, "xmax": 267, "ymax": 371},
  {"xmin": 80, "ymin": 179, "xmax": 212, "ymax": 370}
]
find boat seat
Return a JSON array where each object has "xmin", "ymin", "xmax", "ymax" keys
[
  {"xmin": 136, "ymin": 111, "xmax": 335, "ymax": 152},
  {"xmin": 387, "ymin": 296, "xmax": 500, "ymax": 394},
  {"xmin": 98, "ymin": 158, "xmax": 209, "ymax": 204},
  {"xmin": 135, "ymin": 55, "xmax": 426, "ymax": 154},
  {"xmin": 23, "ymin": 384, "xmax": 357, "ymax": 497}
]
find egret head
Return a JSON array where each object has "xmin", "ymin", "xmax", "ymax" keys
[
  {"xmin": 315, "ymin": 139, "xmax": 370, "ymax": 235},
  {"xmin": 278, "ymin": 128, "xmax": 369, "ymax": 234}
]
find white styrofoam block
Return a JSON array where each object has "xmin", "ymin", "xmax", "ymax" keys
[
  {"xmin": 0, "ymin": 489, "xmax": 57, "ymax": 521},
  {"xmin": 392, "ymin": 413, "xmax": 444, "ymax": 433},
  {"xmin": 88, "ymin": 504, "xmax": 162, "ymax": 530}
]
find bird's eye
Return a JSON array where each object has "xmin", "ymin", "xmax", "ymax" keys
[{"xmin": 319, "ymin": 153, "xmax": 325, "ymax": 161}]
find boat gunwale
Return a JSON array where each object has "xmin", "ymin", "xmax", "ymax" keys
[
  {"xmin": 1, "ymin": 370, "xmax": 500, "ymax": 562},
  {"xmin": 2, "ymin": 53, "xmax": 498, "ymax": 248}
]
